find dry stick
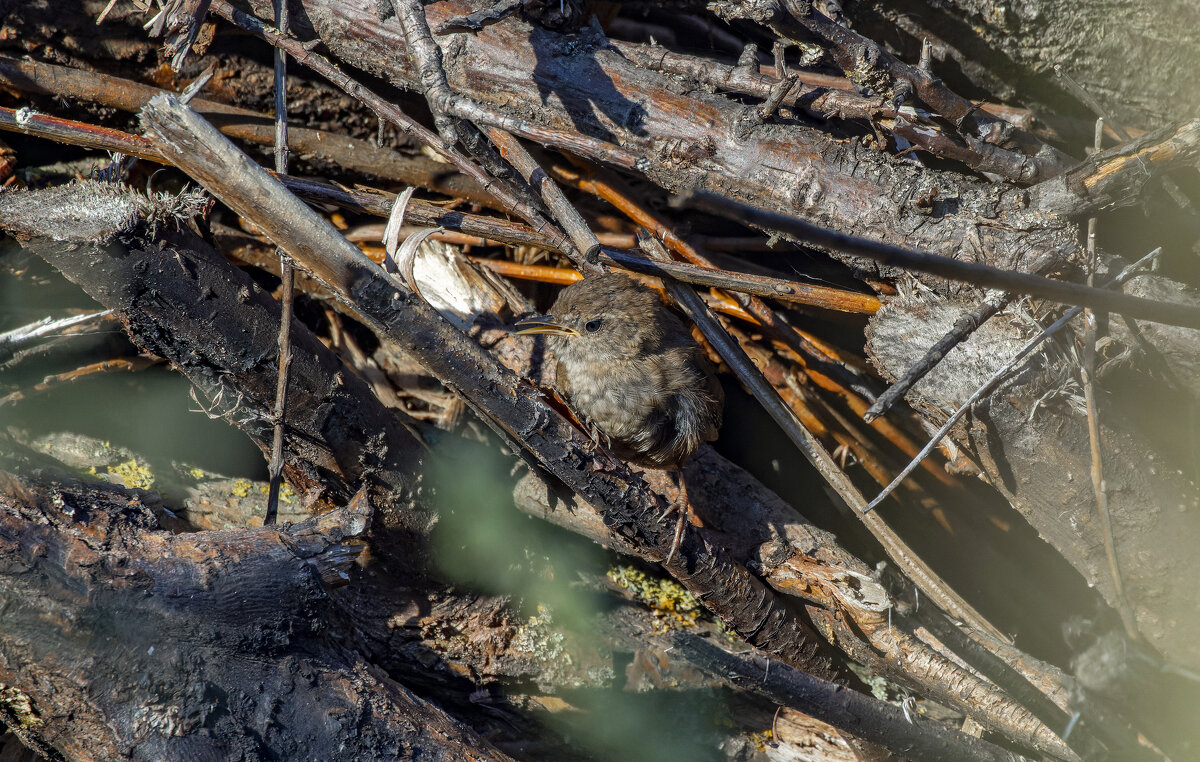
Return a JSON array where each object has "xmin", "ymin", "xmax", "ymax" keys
[
  {"xmin": 1029, "ymin": 119, "xmax": 1200, "ymax": 220},
  {"xmin": 1053, "ymin": 64, "xmax": 1200, "ymax": 228},
  {"xmin": 264, "ymin": 0, "xmax": 291, "ymax": 526},
  {"xmin": 623, "ymin": 36, "xmax": 1033, "ymax": 180},
  {"xmin": 1080, "ymin": 118, "xmax": 1138, "ymax": 639},
  {"xmin": 0, "ymin": 104, "xmax": 882, "ymax": 316},
  {"xmin": 483, "ymin": 128, "xmax": 603, "ymax": 273},
  {"xmin": 633, "ymin": 235, "xmax": 1005, "ymax": 642},
  {"xmin": 598, "ymin": 247, "xmax": 879, "ymax": 314},
  {"xmin": 863, "ymin": 247, "xmax": 1163, "ymax": 513},
  {"xmin": 385, "ymin": 0, "xmax": 586, "ymax": 269},
  {"xmin": 864, "ymin": 247, "xmax": 1059, "ymax": 422},
  {"xmin": 0, "ymin": 54, "xmax": 494, "ymax": 206},
  {"xmin": 756, "ymin": 74, "xmax": 798, "ymax": 120},
  {"xmin": 669, "ymin": 632, "xmax": 1033, "ymax": 762},
  {"xmin": 139, "ymin": 89, "xmax": 857, "ymax": 705},
  {"xmin": 207, "ymin": 0, "xmax": 569, "ymax": 253},
  {"xmin": 0, "ymin": 310, "xmax": 113, "ymax": 362},
  {"xmin": 685, "ymin": 191, "xmax": 1200, "ymax": 330}
]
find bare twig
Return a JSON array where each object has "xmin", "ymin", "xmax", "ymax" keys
[
  {"xmin": 1080, "ymin": 118, "xmax": 1137, "ymax": 639},
  {"xmin": 264, "ymin": 0, "xmax": 292, "ymax": 526},
  {"xmin": 754, "ymin": 0, "xmax": 1075, "ymax": 182},
  {"xmin": 483, "ymin": 128, "xmax": 603, "ymax": 273},
  {"xmin": 614, "ymin": 40, "xmax": 1054, "ymax": 181},
  {"xmin": 1030, "ymin": 119, "xmax": 1200, "ymax": 219},
  {"xmin": 756, "ymin": 73, "xmax": 798, "ymax": 120},
  {"xmin": 0, "ymin": 310, "xmax": 113, "ymax": 363},
  {"xmin": 207, "ymin": 0, "xmax": 568, "ymax": 250},
  {"xmin": 0, "ymin": 54, "xmax": 494, "ymax": 205}
]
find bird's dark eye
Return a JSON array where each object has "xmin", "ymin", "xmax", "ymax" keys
[{"xmin": 584, "ymin": 318, "xmax": 602, "ymax": 333}]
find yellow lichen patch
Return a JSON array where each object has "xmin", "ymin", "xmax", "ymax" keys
[
  {"xmin": 607, "ymin": 565, "xmax": 702, "ymax": 631},
  {"xmin": 188, "ymin": 467, "xmax": 207, "ymax": 480},
  {"xmin": 277, "ymin": 482, "xmax": 295, "ymax": 504},
  {"xmin": 231, "ymin": 479, "xmax": 253, "ymax": 498},
  {"xmin": 107, "ymin": 458, "xmax": 154, "ymax": 490},
  {"xmin": 746, "ymin": 729, "xmax": 773, "ymax": 752},
  {"xmin": 0, "ymin": 685, "xmax": 42, "ymax": 729}
]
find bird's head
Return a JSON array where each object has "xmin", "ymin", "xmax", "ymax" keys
[{"xmin": 514, "ymin": 273, "xmax": 668, "ymax": 363}]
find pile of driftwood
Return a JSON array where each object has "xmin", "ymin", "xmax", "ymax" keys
[{"xmin": 1, "ymin": 0, "xmax": 1199, "ymax": 760}]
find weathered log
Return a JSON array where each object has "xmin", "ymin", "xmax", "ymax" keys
[
  {"xmin": 866, "ymin": 291, "xmax": 1200, "ymax": 672},
  {"xmin": 0, "ymin": 464, "xmax": 512, "ymax": 761},
  {"xmin": 246, "ymin": 0, "xmax": 1082, "ymax": 285}
]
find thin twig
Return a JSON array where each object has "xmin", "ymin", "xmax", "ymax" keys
[
  {"xmin": 762, "ymin": 1, "xmax": 1073, "ymax": 183},
  {"xmin": 483, "ymin": 127, "xmax": 603, "ymax": 273},
  {"xmin": 0, "ymin": 310, "xmax": 114, "ymax": 363},
  {"xmin": 684, "ymin": 191, "xmax": 1200, "ymax": 330},
  {"xmin": 1080, "ymin": 118, "xmax": 1137, "ymax": 638},
  {"xmin": 864, "ymin": 247, "xmax": 1163, "ymax": 513},
  {"xmin": 264, "ymin": 0, "xmax": 292, "ymax": 526}
]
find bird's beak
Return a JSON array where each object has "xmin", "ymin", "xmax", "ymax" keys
[{"xmin": 514, "ymin": 314, "xmax": 579, "ymax": 337}]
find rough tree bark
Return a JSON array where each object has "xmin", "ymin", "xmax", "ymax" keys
[{"xmin": 0, "ymin": 463, "xmax": 512, "ymax": 761}]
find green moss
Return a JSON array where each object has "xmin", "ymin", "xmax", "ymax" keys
[
  {"xmin": 107, "ymin": 458, "xmax": 154, "ymax": 490},
  {"xmin": 607, "ymin": 565, "xmax": 702, "ymax": 630}
]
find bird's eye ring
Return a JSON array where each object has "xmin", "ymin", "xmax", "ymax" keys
[{"xmin": 584, "ymin": 318, "xmax": 602, "ymax": 333}]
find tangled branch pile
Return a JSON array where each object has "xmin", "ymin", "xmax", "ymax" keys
[{"xmin": 0, "ymin": 0, "xmax": 1198, "ymax": 760}]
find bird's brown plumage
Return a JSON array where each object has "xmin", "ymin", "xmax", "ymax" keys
[{"xmin": 523, "ymin": 273, "xmax": 723, "ymax": 468}]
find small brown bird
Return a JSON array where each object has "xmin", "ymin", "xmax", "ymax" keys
[{"xmin": 516, "ymin": 273, "xmax": 724, "ymax": 559}]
